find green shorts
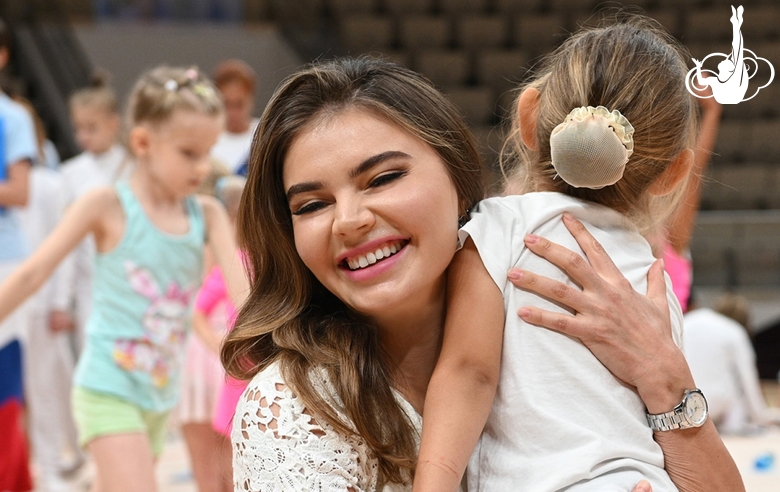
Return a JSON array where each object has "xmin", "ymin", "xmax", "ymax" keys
[{"xmin": 71, "ymin": 386, "xmax": 170, "ymax": 457}]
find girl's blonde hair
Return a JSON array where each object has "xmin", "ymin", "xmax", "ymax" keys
[
  {"xmin": 69, "ymin": 70, "xmax": 119, "ymax": 115},
  {"xmin": 125, "ymin": 66, "xmax": 223, "ymax": 129},
  {"xmin": 222, "ymin": 56, "xmax": 484, "ymax": 486},
  {"xmin": 503, "ymin": 15, "xmax": 698, "ymax": 232}
]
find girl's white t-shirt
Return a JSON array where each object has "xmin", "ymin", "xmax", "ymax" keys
[{"xmin": 459, "ymin": 192, "xmax": 682, "ymax": 492}]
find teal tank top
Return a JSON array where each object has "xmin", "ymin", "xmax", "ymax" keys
[{"xmin": 74, "ymin": 182, "xmax": 205, "ymax": 411}]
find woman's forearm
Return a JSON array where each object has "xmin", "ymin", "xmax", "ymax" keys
[
  {"xmin": 636, "ymin": 362, "xmax": 744, "ymax": 492},
  {"xmin": 655, "ymin": 423, "xmax": 744, "ymax": 492}
]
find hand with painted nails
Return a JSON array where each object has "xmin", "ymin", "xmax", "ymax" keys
[
  {"xmin": 509, "ymin": 213, "xmax": 688, "ymax": 406},
  {"xmin": 509, "ymin": 213, "xmax": 744, "ymax": 492}
]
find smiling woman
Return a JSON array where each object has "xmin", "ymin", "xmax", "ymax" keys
[{"xmin": 224, "ymin": 57, "xmax": 483, "ymax": 490}]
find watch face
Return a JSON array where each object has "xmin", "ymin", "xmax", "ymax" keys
[{"xmin": 684, "ymin": 391, "xmax": 708, "ymax": 426}]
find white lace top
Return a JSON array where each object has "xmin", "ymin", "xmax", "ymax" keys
[{"xmin": 232, "ymin": 361, "xmax": 422, "ymax": 492}]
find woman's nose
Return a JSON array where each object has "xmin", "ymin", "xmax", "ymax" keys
[{"xmin": 332, "ymin": 198, "xmax": 375, "ymax": 237}]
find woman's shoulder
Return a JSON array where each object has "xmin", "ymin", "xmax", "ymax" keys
[{"xmin": 232, "ymin": 361, "xmax": 381, "ymax": 491}]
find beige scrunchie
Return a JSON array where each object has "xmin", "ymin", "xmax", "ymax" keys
[{"xmin": 549, "ymin": 106, "xmax": 635, "ymax": 189}]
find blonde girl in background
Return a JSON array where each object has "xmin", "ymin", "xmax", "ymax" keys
[
  {"xmin": 177, "ymin": 166, "xmax": 242, "ymax": 492},
  {"xmin": 0, "ymin": 66, "xmax": 248, "ymax": 492},
  {"xmin": 60, "ymin": 71, "xmax": 131, "ymax": 351},
  {"xmin": 415, "ymin": 17, "xmax": 737, "ymax": 492},
  {"xmin": 12, "ymin": 95, "xmax": 83, "ymax": 492}
]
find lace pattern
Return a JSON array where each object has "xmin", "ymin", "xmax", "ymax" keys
[{"xmin": 233, "ymin": 362, "xmax": 417, "ymax": 491}]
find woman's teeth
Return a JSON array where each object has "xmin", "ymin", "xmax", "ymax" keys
[{"xmin": 347, "ymin": 241, "xmax": 404, "ymax": 270}]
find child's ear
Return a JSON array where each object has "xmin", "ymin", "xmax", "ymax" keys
[
  {"xmin": 518, "ymin": 88, "xmax": 541, "ymax": 151},
  {"xmin": 128, "ymin": 126, "xmax": 150, "ymax": 158},
  {"xmin": 648, "ymin": 148, "xmax": 694, "ymax": 196}
]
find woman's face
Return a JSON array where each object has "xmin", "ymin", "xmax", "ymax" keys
[{"xmin": 283, "ymin": 107, "xmax": 461, "ymax": 322}]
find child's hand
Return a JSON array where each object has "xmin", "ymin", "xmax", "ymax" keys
[{"xmin": 49, "ymin": 309, "xmax": 75, "ymax": 332}]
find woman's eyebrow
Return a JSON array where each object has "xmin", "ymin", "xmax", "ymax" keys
[
  {"xmin": 348, "ymin": 150, "xmax": 410, "ymax": 179},
  {"xmin": 286, "ymin": 181, "xmax": 323, "ymax": 201},
  {"xmin": 286, "ymin": 151, "xmax": 411, "ymax": 202}
]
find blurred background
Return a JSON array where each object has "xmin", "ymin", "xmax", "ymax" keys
[{"xmin": 2, "ymin": 0, "xmax": 780, "ymax": 490}]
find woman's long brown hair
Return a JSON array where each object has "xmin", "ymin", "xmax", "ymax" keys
[{"xmin": 222, "ymin": 57, "xmax": 484, "ymax": 485}]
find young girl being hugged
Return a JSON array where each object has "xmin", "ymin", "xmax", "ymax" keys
[
  {"xmin": 415, "ymin": 17, "xmax": 702, "ymax": 492},
  {"xmin": 61, "ymin": 72, "xmax": 131, "ymax": 351},
  {"xmin": 0, "ymin": 66, "xmax": 247, "ymax": 492}
]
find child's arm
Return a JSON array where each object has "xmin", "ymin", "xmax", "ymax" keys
[
  {"xmin": 0, "ymin": 188, "xmax": 109, "ymax": 324},
  {"xmin": 199, "ymin": 195, "xmax": 249, "ymax": 309},
  {"xmin": 414, "ymin": 238, "xmax": 505, "ymax": 492}
]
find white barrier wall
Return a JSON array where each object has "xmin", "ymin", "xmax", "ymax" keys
[{"xmin": 74, "ymin": 22, "xmax": 303, "ymax": 116}]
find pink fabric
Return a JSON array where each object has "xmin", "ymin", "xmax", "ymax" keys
[
  {"xmin": 663, "ymin": 242, "xmax": 692, "ymax": 313},
  {"xmin": 195, "ymin": 266, "xmax": 247, "ymax": 436},
  {"xmin": 195, "ymin": 266, "xmax": 236, "ymax": 321}
]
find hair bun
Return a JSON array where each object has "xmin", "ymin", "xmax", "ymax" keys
[{"xmin": 549, "ymin": 106, "xmax": 634, "ymax": 189}]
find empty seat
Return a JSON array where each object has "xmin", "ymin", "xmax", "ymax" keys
[
  {"xmin": 549, "ymin": 0, "xmax": 595, "ymax": 12},
  {"xmin": 494, "ymin": 89, "xmax": 520, "ymax": 120},
  {"xmin": 379, "ymin": 51, "xmax": 411, "ymax": 68},
  {"xmin": 456, "ymin": 16, "xmax": 509, "ymax": 50},
  {"xmin": 384, "ymin": 0, "xmax": 434, "ymax": 14},
  {"xmin": 472, "ymin": 125, "xmax": 506, "ymax": 164},
  {"xmin": 734, "ymin": 242, "xmax": 780, "ymax": 286},
  {"xmin": 476, "ymin": 49, "xmax": 529, "ymax": 93},
  {"xmin": 769, "ymin": 167, "xmax": 780, "ymax": 209},
  {"xmin": 327, "ymin": 0, "xmax": 377, "ymax": 14},
  {"xmin": 415, "ymin": 50, "xmax": 471, "ymax": 88},
  {"xmin": 691, "ymin": 219, "xmax": 738, "ymax": 252},
  {"xmin": 712, "ymin": 120, "xmax": 750, "ymax": 163},
  {"xmin": 685, "ymin": 8, "xmax": 734, "ymax": 42},
  {"xmin": 751, "ymin": 42, "xmax": 780, "ymax": 88},
  {"xmin": 697, "ymin": 166, "xmax": 723, "ymax": 211},
  {"xmin": 714, "ymin": 164, "xmax": 772, "ymax": 209},
  {"xmin": 691, "ymin": 247, "xmax": 733, "ymax": 287},
  {"xmin": 447, "ymin": 86, "xmax": 495, "ymax": 125},
  {"xmin": 744, "ymin": 120, "xmax": 780, "ymax": 162},
  {"xmin": 514, "ymin": 14, "xmax": 567, "ymax": 56},
  {"xmin": 745, "ymin": 6, "xmax": 780, "ymax": 39},
  {"xmin": 495, "ymin": 0, "xmax": 541, "ymax": 14},
  {"xmin": 690, "ymin": 218, "xmax": 738, "ymax": 286},
  {"xmin": 721, "ymin": 80, "xmax": 779, "ymax": 120},
  {"xmin": 685, "ymin": 41, "xmax": 732, "ymax": 63},
  {"xmin": 399, "ymin": 16, "xmax": 451, "ymax": 50},
  {"xmin": 647, "ymin": 9, "xmax": 681, "ymax": 37},
  {"xmin": 440, "ymin": 0, "xmax": 489, "ymax": 15},
  {"xmin": 339, "ymin": 15, "xmax": 395, "ymax": 51}
]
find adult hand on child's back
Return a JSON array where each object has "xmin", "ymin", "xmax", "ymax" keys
[{"xmin": 507, "ymin": 213, "xmax": 693, "ymax": 413}]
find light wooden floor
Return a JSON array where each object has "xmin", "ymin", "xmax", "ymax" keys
[{"xmin": 67, "ymin": 384, "xmax": 780, "ymax": 491}]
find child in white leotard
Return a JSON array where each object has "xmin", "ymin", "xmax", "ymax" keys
[{"xmin": 416, "ymin": 17, "xmax": 697, "ymax": 492}]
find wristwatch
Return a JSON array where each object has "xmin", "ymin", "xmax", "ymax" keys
[{"xmin": 646, "ymin": 389, "xmax": 708, "ymax": 431}]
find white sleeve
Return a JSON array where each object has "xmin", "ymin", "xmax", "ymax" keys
[
  {"xmin": 457, "ymin": 198, "xmax": 522, "ymax": 290},
  {"xmin": 232, "ymin": 367, "xmax": 377, "ymax": 492}
]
